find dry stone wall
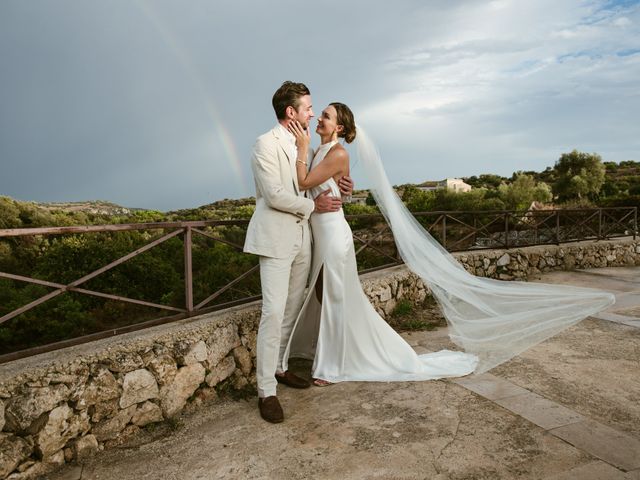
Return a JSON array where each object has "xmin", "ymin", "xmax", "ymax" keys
[
  {"xmin": 0, "ymin": 237, "xmax": 638, "ymax": 479},
  {"xmin": 0, "ymin": 312, "xmax": 260, "ymax": 479}
]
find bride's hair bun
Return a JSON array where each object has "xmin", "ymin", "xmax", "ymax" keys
[{"xmin": 330, "ymin": 102, "xmax": 357, "ymax": 144}]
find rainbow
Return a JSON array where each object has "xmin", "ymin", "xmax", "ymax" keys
[{"xmin": 135, "ymin": 0, "xmax": 250, "ymax": 195}]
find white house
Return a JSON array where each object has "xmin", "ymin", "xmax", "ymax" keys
[
  {"xmin": 417, "ymin": 178, "xmax": 472, "ymax": 193},
  {"xmin": 345, "ymin": 192, "xmax": 369, "ymax": 205}
]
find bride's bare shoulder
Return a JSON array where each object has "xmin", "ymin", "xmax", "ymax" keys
[
  {"xmin": 327, "ymin": 143, "xmax": 349, "ymax": 163},
  {"xmin": 327, "ymin": 144, "xmax": 350, "ymax": 177}
]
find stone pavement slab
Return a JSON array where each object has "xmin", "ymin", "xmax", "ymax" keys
[
  {"xmin": 494, "ymin": 391, "xmax": 584, "ymax": 430},
  {"xmin": 533, "ymin": 270, "xmax": 637, "ymax": 293},
  {"xmin": 492, "ymin": 320, "xmax": 640, "ymax": 438},
  {"xmin": 591, "ymin": 311, "xmax": 640, "ymax": 327},
  {"xmin": 614, "ymin": 304, "xmax": 640, "ymax": 316},
  {"xmin": 544, "ymin": 460, "xmax": 629, "ymax": 480},
  {"xmin": 550, "ymin": 419, "xmax": 640, "ymax": 472},
  {"xmin": 422, "ymin": 316, "xmax": 640, "ymax": 439},
  {"xmin": 452, "ymin": 372, "xmax": 529, "ymax": 401},
  {"xmin": 605, "ymin": 292, "xmax": 640, "ymax": 312}
]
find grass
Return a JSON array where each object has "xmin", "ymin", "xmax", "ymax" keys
[
  {"xmin": 166, "ymin": 416, "xmax": 182, "ymax": 431},
  {"xmin": 215, "ymin": 377, "xmax": 257, "ymax": 401},
  {"xmin": 389, "ymin": 297, "xmax": 443, "ymax": 332},
  {"xmin": 392, "ymin": 299, "xmax": 414, "ymax": 317},
  {"xmin": 402, "ymin": 319, "xmax": 436, "ymax": 331}
]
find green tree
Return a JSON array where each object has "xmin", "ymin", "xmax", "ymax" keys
[
  {"xmin": 552, "ymin": 150, "xmax": 606, "ymax": 201},
  {"xmin": 463, "ymin": 174, "xmax": 506, "ymax": 189},
  {"xmin": 402, "ymin": 185, "xmax": 435, "ymax": 212},
  {"xmin": 601, "ymin": 181, "xmax": 620, "ymax": 197},
  {"xmin": 365, "ymin": 191, "xmax": 377, "ymax": 206},
  {"xmin": 431, "ymin": 188, "xmax": 502, "ymax": 211},
  {"xmin": 0, "ymin": 196, "xmax": 22, "ymax": 229},
  {"xmin": 538, "ymin": 166, "xmax": 556, "ymax": 184},
  {"xmin": 620, "ymin": 160, "xmax": 640, "ymax": 168},
  {"xmin": 498, "ymin": 174, "xmax": 552, "ymax": 210}
]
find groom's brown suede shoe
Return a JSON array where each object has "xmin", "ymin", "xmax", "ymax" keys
[
  {"xmin": 275, "ymin": 370, "xmax": 310, "ymax": 389},
  {"xmin": 258, "ymin": 396, "xmax": 284, "ymax": 423}
]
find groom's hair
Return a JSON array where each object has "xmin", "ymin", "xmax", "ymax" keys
[{"xmin": 272, "ymin": 81, "xmax": 310, "ymax": 120}]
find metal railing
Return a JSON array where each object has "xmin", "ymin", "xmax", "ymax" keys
[
  {"xmin": 0, "ymin": 220, "xmax": 254, "ymax": 323},
  {"xmin": 0, "ymin": 206, "xmax": 636, "ymax": 361},
  {"xmin": 413, "ymin": 206, "xmax": 638, "ymax": 251}
]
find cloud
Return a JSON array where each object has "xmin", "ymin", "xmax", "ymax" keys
[
  {"xmin": 0, "ymin": 0, "xmax": 638, "ymax": 209},
  {"xmin": 352, "ymin": 0, "xmax": 640, "ymax": 184}
]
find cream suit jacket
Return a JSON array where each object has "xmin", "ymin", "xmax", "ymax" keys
[{"xmin": 243, "ymin": 125, "xmax": 315, "ymax": 259}]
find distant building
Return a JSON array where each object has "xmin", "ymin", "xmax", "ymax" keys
[
  {"xmin": 417, "ymin": 178, "xmax": 472, "ymax": 193},
  {"xmin": 345, "ymin": 193, "xmax": 369, "ymax": 205}
]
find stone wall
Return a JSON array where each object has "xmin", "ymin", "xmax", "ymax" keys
[
  {"xmin": 454, "ymin": 238, "xmax": 640, "ymax": 280},
  {"xmin": 0, "ymin": 310, "xmax": 262, "ymax": 479},
  {"xmin": 0, "ymin": 237, "xmax": 638, "ymax": 479}
]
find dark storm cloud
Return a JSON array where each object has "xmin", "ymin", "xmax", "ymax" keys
[{"xmin": 1, "ymin": 0, "xmax": 639, "ymax": 210}]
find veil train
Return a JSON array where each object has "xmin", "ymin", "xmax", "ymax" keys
[{"xmin": 354, "ymin": 125, "xmax": 615, "ymax": 373}]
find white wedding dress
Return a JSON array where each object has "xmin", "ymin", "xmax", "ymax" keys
[{"xmin": 283, "ymin": 140, "xmax": 479, "ymax": 382}]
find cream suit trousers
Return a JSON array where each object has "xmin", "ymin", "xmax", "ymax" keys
[{"xmin": 256, "ymin": 221, "xmax": 312, "ymax": 398}]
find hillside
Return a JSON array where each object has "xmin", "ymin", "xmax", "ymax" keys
[
  {"xmin": 1, "ymin": 158, "xmax": 639, "ymax": 230},
  {"xmin": 38, "ymin": 200, "xmax": 136, "ymax": 216}
]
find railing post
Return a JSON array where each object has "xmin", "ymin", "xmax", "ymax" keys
[
  {"xmin": 473, "ymin": 215, "xmax": 477, "ymax": 247},
  {"xmin": 635, "ymin": 207, "xmax": 638, "ymax": 240},
  {"xmin": 598, "ymin": 208, "xmax": 603, "ymax": 240},
  {"xmin": 442, "ymin": 215, "xmax": 447, "ymax": 250},
  {"xmin": 184, "ymin": 226, "xmax": 193, "ymax": 313},
  {"xmin": 504, "ymin": 213, "xmax": 509, "ymax": 249},
  {"xmin": 556, "ymin": 210, "xmax": 561, "ymax": 245}
]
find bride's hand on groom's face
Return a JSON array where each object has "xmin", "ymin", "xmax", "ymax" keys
[{"xmin": 288, "ymin": 121, "xmax": 310, "ymax": 151}]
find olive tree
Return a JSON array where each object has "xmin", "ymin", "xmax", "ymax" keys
[{"xmin": 552, "ymin": 150, "xmax": 605, "ymax": 201}]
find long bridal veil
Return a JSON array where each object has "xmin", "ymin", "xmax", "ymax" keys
[{"xmin": 354, "ymin": 126, "xmax": 615, "ymax": 373}]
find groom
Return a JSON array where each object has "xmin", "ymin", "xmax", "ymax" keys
[{"xmin": 244, "ymin": 81, "xmax": 352, "ymax": 423}]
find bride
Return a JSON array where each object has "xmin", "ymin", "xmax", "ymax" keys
[{"xmin": 284, "ymin": 102, "xmax": 615, "ymax": 386}]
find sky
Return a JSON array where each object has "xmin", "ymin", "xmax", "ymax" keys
[{"xmin": 1, "ymin": 0, "xmax": 639, "ymax": 211}]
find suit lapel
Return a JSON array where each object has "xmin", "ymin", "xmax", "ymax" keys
[{"xmin": 272, "ymin": 127, "xmax": 300, "ymax": 195}]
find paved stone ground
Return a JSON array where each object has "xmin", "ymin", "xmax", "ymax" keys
[{"xmin": 51, "ymin": 267, "xmax": 640, "ymax": 480}]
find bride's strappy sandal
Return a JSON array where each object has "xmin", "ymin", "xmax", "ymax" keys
[{"xmin": 312, "ymin": 378, "xmax": 333, "ymax": 387}]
